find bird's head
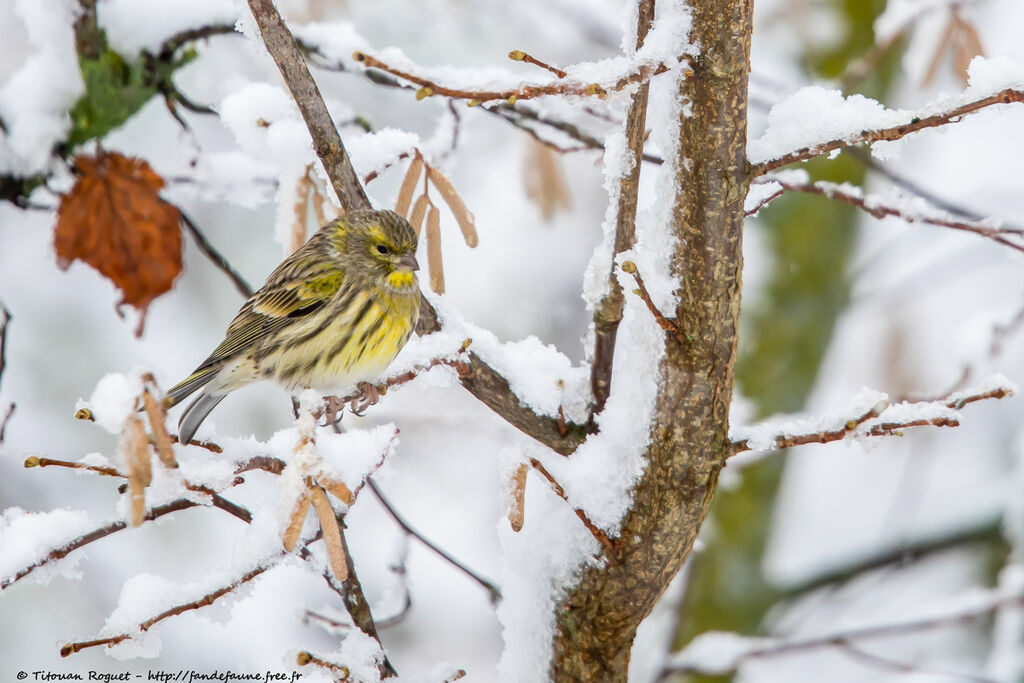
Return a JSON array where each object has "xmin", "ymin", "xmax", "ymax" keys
[{"xmin": 332, "ymin": 209, "xmax": 420, "ymax": 292}]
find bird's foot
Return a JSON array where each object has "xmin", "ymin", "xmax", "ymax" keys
[{"xmin": 348, "ymin": 381, "xmax": 384, "ymax": 416}]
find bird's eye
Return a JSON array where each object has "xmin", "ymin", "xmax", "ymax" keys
[{"xmin": 376, "ymin": 245, "xmax": 389, "ymax": 254}]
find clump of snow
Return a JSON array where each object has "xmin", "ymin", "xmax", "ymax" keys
[
  {"xmin": 962, "ymin": 56, "xmax": 1024, "ymax": 101},
  {"xmin": 0, "ymin": 507, "xmax": 95, "ymax": 586},
  {"xmin": 430, "ymin": 298, "xmax": 591, "ymax": 423},
  {"xmin": 98, "ymin": 0, "xmax": 240, "ymax": 57},
  {"xmin": 314, "ymin": 424, "xmax": 398, "ymax": 494},
  {"xmin": 749, "ymin": 55, "xmax": 1024, "ymax": 167},
  {"xmin": 291, "ymin": 21, "xmax": 372, "ymax": 68},
  {"xmin": 0, "ymin": 0, "xmax": 82, "ymax": 175},
  {"xmin": 83, "ymin": 371, "xmax": 145, "ymax": 435},
  {"xmin": 748, "ymin": 87, "xmax": 909, "ymax": 164},
  {"xmin": 347, "ymin": 128, "xmax": 420, "ymax": 184}
]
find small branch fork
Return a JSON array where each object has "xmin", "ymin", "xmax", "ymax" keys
[
  {"xmin": 730, "ymin": 386, "xmax": 1013, "ymax": 455},
  {"xmin": 748, "ymin": 177, "xmax": 1024, "ymax": 254},
  {"xmin": 353, "ymin": 51, "xmax": 673, "ymax": 105},
  {"xmin": 750, "ymin": 89, "xmax": 1024, "ymax": 176}
]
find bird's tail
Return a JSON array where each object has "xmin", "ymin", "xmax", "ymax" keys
[
  {"xmin": 165, "ymin": 364, "xmax": 224, "ymax": 445},
  {"xmin": 165, "ymin": 365, "xmax": 220, "ymax": 409},
  {"xmin": 177, "ymin": 391, "xmax": 226, "ymax": 445}
]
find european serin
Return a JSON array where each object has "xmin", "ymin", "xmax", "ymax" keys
[{"xmin": 166, "ymin": 209, "xmax": 421, "ymax": 443}]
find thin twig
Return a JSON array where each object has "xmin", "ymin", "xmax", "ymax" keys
[
  {"xmin": 179, "ymin": 210, "xmax": 253, "ymax": 298},
  {"xmin": 750, "ymin": 89, "xmax": 1024, "ymax": 176},
  {"xmin": 837, "ymin": 641, "xmax": 995, "ymax": 683},
  {"xmin": 0, "ymin": 303, "xmax": 9, "ymax": 390},
  {"xmin": 619, "ymin": 261, "xmax": 685, "ymax": 340},
  {"xmin": 367, "ymin": 479, "xmax": 502, "ymax": 603},
  {"xmin": 0, "ymin": 402, "xmax": 13, "ymax": 442},
  {"xmin": 527, "ymin": 458, "xmax": 618, "ymax": 558}
]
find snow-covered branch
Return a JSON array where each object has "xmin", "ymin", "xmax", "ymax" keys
[
  {"xmin": 731, "ymin": 378, "xmax": 1016, "ymax": 454},
  {"xmin": 354, "ymin": 51, "xmax": 674, "ymax": 105},
  {"xmin": 749, "ymin": 175, "xmax": 1024, "ymax": 254},
  {"xmin": 663, "ymin": 587, "xmax": 1024, "ymax": 679},
  {"xmin": 750, "ymin": 77, "xmax": 1024, "ymax": 176}
]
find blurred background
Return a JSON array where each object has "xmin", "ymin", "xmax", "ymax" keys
[{"xmin": 0, "ymin": 0, "xmax": 1022, "ymax": 680}]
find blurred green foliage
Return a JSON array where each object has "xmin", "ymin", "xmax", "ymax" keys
[
  {"xmin": 69, "ymin": 49, "xmax": 159, "ymax": 149},
  {"xmin": 670, "ymin": 1, "xmax": 900, "ymax": 679}
]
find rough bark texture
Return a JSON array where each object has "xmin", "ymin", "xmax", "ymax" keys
[{"xmin": 550, "ymin": 0, "xmax": 752, "ymax": 679}]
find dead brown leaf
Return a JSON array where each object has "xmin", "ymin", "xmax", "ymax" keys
[{"xmin": 55, "ymin": 151, "xmax": 183, "ymax": 337}]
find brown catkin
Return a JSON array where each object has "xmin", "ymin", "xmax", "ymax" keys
[
  {"xmin": 508, "ymin": 463, "xmax": 528, "ymax": 532},
  {"xmin": 310, "ymin": 486, "xmax": 349, "ymax": 581},
  {"xmin": 427, "ymin": 206, "xmax": 445, "ymax": 294},
  {"xmin": 321, "ymin": 477, "xmax": 354, "ymax": 505},
  {"xmin": 282, "ymin": 489, "xmax": 311, "ymax": 552},
  {"xmin": 142, "ymin": 389, "xmax": 177, "ymax": 469},
  {"xmin": 123, "ymin": 415, "xmax": 151, "ymax": 527},
  {"xmin": 394, "ymin": 156, "xmax": 423, "ymax": 218},
  {"xmin": 426, "ymin": 165, "xmax": 479, "ymax": 247},
  {"xmin": 408, "ymin": 194, "xmax": 430, "ymax": 240}
]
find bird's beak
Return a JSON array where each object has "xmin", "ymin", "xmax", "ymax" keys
[{"xmin": 398, "ymin": 253, "xmax": 420, "ymax": 271}]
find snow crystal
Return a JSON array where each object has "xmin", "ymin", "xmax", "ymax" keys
[
  {"xmin": 98, "ymin": 0, "xmax": 240, "ymax": 57},
  {"xmin": 0, "ymin": 507, "xmax": 95, "ymax": 586},
  {"xmin": 290, "ymin": 21, "xmax": 372, "ymax": 68}
]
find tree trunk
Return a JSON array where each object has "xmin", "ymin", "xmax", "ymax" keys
[{"xmin": 550, "ymin": 0, "xmax": 752, "ymax": 679}]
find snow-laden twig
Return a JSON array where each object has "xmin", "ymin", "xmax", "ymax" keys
[
  {"xmin": 751, "ymin": 177, "xmax": 1024, "ymax": 254},
  {"xmin": 1, "ymin": 500, "xmax": 199, "ymax": 591},
  {"xmin": 750, "ymin": 88, "xmax": 1024, "ymax": 176},
  {"xmin": 662, "ymin": 588, "xmax": 1024, "ymax": 679},
  {"xmin": 353, "ymin": 51, "xmax": 674, "ymax": 105},
  {"xmin": 60, "ymin": 557, "xmax": 280, "ymax": 658},
  {"xmin": 731, "ymin": 378, "xmax": 1016, "ymax": 454}
]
